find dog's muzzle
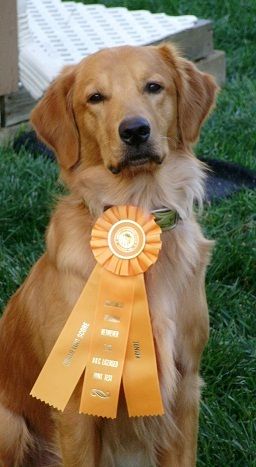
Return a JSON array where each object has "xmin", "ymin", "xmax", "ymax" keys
[{"xmin": 108, "ymin": 117, "xmax": 163, "ymax": 174}]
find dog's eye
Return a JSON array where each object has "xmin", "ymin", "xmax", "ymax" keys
[
  {"xmin": 88, "ymin": 93, "xmax": 105, "ymax": 104},
  {"xmin": 145, "ymin": 82, "xmax": 163, "ymax": 94}
]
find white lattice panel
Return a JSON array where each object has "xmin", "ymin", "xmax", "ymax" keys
[{"xmin": 18, "ymin": 0, "xmax": 197, "ymax": 99}]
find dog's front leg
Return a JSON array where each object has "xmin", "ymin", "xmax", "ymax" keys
[
  {"xmin": 158, "ymin": 245, "xmax": 211, "ymax": 467},
  {"xmin": 57, "ymin": 394, "xmax": 101, "ymax": 467},
  {"xmin": 58, "ymin": 413, "xmax": 100, "ymax": 467},
  {"xmin": 160, "ymin": 371, "xmax": 201, "ymax": 467}
]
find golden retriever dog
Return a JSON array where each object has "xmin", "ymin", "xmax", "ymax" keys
[{"xmin": 0, "ymin": 44, "xmax": 218, "ymax": 466}]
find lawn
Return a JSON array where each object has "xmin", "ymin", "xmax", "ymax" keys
[{"xmin": 1, "ymin": 0, "xmax": 256, "ymax": 465}]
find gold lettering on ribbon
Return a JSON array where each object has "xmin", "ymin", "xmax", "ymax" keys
[
  {"xmin": 91, "ymin": 357, "xmax": 119, "ymax": 367},
  {"xmin": 63, "ymin": 322, "xmax": 90, "ymax": 367},
  {"xmin": 91, "ymin": 389, "xmax": 110, "ymax": 398},
  {"xmin": 105, "ymin": 300, "xmax": 124, "ymax": 308},
  {"xmin": 104, "ymin": 344, "xmax": 113, "ymax": 351},
  {"xmin": 101, "ymin": 328, "xmax": 119, "ymax": 338},
  {"xmin": 102, "ymin": 359, "xmax": 119, "ymax": 367},
  {"xmin": 93, "ymin": 372, "xmax": 103, "ymax": 380},
  {"xmin": 104, "ymin": 314, "xmax": 121, "ymax": 323},
  {"xmin": 93, "ymin": 372, "xmax": 113, "ymax": 382},
  {"xmin": 132, "ymin": 341, "xmax": 141, "ymax": 359},
  {"xmin": 92, "ymin": 357, "xmax": 102, "ymax": 365},
  {"xmin": 104, "ymin": 374, "xmax": 113, "ymax": 382}
]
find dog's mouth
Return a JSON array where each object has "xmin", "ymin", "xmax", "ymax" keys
[{"xmin": 108, "ymin": 147, "xmax": 163, "ymax": 175}]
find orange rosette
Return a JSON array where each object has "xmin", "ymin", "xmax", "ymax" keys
[
  {"xmin": 90, "ymin": 205, "xmax": 162, "ymax": 276},
  {"xmin": 30, "ymin": 205, "xmax": 164, "ymax": 419}
]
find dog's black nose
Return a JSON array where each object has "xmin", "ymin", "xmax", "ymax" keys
[{"xmin": 119, "ymin": 117, "xmax": 151, "ymax": 145}]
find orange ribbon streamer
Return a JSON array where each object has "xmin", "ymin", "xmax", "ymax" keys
[
  {"xmin": 80, "ymin": 269, "xmax": 135, "ymax": 418},
  {"xmin": 31, "ymin": 206, "xmax": 164, "ymax": 418}
]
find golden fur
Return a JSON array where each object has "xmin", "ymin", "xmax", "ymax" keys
[{"xmin": 0, "ymin": 44, "xmax": 218, "ymax": 466}]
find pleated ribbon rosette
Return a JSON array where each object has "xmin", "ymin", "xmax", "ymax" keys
[{"xmin": 31, "ymin": 205, "xmax": 164, "ymax": 418}]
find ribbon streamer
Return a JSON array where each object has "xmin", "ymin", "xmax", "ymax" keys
[{"xmin": 31, "ymin": 206, "xmax": 164, "ymax": 418}]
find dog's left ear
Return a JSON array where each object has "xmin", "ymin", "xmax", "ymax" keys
[
  {"xmin": 159, "ymin": 44, "xmax": 219, "ymax": 146},
  {"xmin": 30, "ymin": 65, "xmax": 79, "ymax": 170}
]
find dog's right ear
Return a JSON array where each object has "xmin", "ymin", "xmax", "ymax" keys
[
  {"xmin": 30, "ymin": 66, "xmax": 79, "ymax": 170},
  {"xmin": 158, "ymin": 44, "xmax": 218, "ymax": 147}
]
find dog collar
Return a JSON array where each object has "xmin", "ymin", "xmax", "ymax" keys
[
  {"xmin": 104, "ymin": 207, "xmax": 180, "ymax": 231},
  {"xmin": 151, "ymin": 208, "xmax": 180, "ymax": 231}
]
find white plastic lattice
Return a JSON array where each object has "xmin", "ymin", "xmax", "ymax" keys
[{"xmin": 18, "ymin": 0, "xmax": 197, "ymax": 99}]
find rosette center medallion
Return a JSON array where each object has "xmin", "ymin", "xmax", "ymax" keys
[{"xmin": 108, "ymin": 220, "xmax": 145, "ymax": 259}]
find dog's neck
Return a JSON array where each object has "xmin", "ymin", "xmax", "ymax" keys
[{"xmin": 69, "ymin": 152, "xmax": 206, "ymax": 221}]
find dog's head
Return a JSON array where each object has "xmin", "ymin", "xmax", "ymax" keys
[{"xmin": 31, "ymin": 45, "xmax": 218, "ymax": 179}]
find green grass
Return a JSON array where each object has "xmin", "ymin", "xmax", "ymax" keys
[
  {"xmin": 199, "ymin": 190, "xmax": 256, "ymax": 466},
  {"xmin": 0, "ymin": 149, "xmax": 59, "ymax": 308},
  {"xmin": 1, "ymin": 1, "xmax": 256, "ymax": 465}
]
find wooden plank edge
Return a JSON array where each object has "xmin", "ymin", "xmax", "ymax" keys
[
  {"xmin": 195, "ymin": 50, "xmax": 226, "ymax": 86},
  {"xmin": 151, "ymin": 19, "xmax": 214, "ymax": 61}
]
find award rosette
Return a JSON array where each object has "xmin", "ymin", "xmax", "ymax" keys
[{"xmin": 31, "ymin": 205, "xmax": 164, "ymax": 418}]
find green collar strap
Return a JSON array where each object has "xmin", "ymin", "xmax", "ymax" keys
[{"xmin": 151, "ymin": 208, "xmax": 180, "ymax": 231}]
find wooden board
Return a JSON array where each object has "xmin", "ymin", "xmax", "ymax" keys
[
  {"xmin": 4, "ymin": 86, "xmax": 37, "ymax": 128},
  {"xmin": 152, "ymin": 19, "xmax": 213, "ymax": 61},
  {"xmin": 0, "ymin": 0, "xmax": 19, "ymax": 96},
  {"xmin": 196, "ymin": 50, "xmax": 226, "ymax": 86}
]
